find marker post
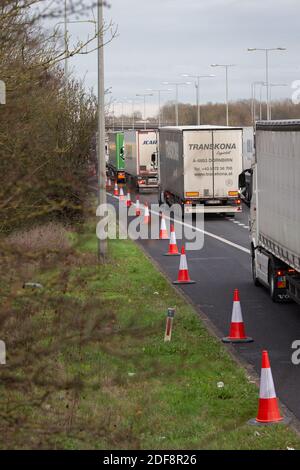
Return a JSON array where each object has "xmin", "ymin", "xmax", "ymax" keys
[{"xmin": 164, "ymin": 308, "xmax": 176, "ymax": 342}]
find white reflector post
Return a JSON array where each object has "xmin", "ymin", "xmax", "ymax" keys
[{"xmin": 164, "ymin": 308, "xmax": 175, "ymax": 342}]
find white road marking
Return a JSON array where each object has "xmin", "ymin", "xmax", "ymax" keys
[{"xmin": 106, "ymin": 192, "xmax": 251, "ymax": 255}]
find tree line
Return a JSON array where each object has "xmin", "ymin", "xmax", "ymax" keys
[
  {"xmin": 0, "ymin": 1, "xmax": 102, "ymax": 234},
  {"xmin": 109, "ymin": 98, "xmax": 300, "ymax": 128}
]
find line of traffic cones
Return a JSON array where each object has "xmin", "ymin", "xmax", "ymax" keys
[{"xmin": 107, "ymin": 188, "xmax": 288, "ymax": 426}]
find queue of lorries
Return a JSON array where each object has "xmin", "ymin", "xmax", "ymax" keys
[{"xmin": 107, "ymin": 120, "xmax": 300, "ymax": 307}]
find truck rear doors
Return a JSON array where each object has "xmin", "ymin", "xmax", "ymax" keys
[{"xmin": 183, "ymin": 129, "xmax": 242, "ymax": 201}]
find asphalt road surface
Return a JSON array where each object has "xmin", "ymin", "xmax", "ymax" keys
[{"xmin": 102, "ymin": 185, "xmax": 300, "ymax": 422}]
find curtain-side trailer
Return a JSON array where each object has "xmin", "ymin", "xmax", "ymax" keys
[
  {"xmin": 107, "ymin": 132, "xmax": 126, "ymax": 183},
  {"xmin": 158, "ymin": 126, "xmax": 243, "ymax": 215},
  {"xmin": 251, "ymin": 120, "xmax": 300, "ymax": 304}
]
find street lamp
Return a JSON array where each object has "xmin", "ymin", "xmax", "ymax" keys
[
  {"xmin": 136, "ymin": 93, "xmax": 153, "ymax": 129},
  {"xmin": 264, "ymin": 83, "xmax": 288, "ymax": 120},
  {"xmin": 247, "ymin": 47, "xmax": 287, "ymax": 120},
  {"xmin": 97, "ymin": 1, "xmax": 107, "ymax": 260},
  {"xmin": 182, "ymin": 74, "xmax": 215, "ymax": 125},
  {"xmin": 211, "ymin": 64, "xmax": 236, "ymax": 126},
  {"xmin": 251, "ymin": 81, "xmax": 265, "ymax": 125},
  {"xmin": 119, "ymin": 97, "xmax": 128, "ymax": 131},
  {"xmin": 126, "ymin": 97, "xmax": 142, "ymax": 130},
  {"xmin": 162, "ymin": 81, "xmax": 191, "ymax": 126},
  {"xmin": 146, "ymin": 88, "xmax": 172, "ymax": 127},
  {"xmin": 55, "ymin": 1, "xmax": 97, "ymax": 87}
]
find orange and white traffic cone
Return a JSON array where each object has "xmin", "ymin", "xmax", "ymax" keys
[
  {"xmin": 119, "ymin": 186, "xmax": 125, "ymax": 201},
  {"xmin": 135, "ymin": 196, "xmax": 141, "ymax": 216},
  {"xmin": 164, "ymin": 224, "xmax": 180, "ymax": 256},
  {"xmin": 222, "ymin": 289, "xmax": 253, "ymax": 343},
  {"xmin": 144, "ymin": 202, "xmax": 150, "ymax": 224},
  {"xmin": 159, "ymin": 213, "xmax": 169, "ymax": 240},
  {"xmin": 106, "ymin": 177, "xmax": 112, "ymax": 190},
  {"xmin": 173, "ymin": 246, "xmax": 196, "ymax": 285},
  {"xmin": 126, "ymin": 190, "xmax": 132, "ymax": 207},
  {"xmin": 113, "ymin": 182, "xmax": 119, "ymax": 196},
  {"xmin": 251, "ymin": 351, "xmax": 284, "ymax": 425}
]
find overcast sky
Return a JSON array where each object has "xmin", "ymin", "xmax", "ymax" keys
[{"xmin": 65, "ymin": 0, "xmax": 300, "ymax": 116}]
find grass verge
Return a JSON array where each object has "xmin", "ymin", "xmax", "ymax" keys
[{"xmin": 0, "ymin": 221, "xmax": 299, "ymax": 449}]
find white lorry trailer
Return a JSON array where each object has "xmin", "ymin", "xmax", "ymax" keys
[
  {"xmin": 124, "ymin": 129, "xmax": 158, "ymax": 192},
  {"xmin": 251, "ymin": 120, "xmax": 300, "ymax": 304},
  {"xmin": 158, "ymin": 126, "xmax": 243, "ymax": 214}
]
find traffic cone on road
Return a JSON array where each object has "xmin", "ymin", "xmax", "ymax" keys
[
  {"xmin": 119, "ymin": 186, "xmax": 125, "ymax": 201},
  {"xmin": 113, "ymin": 182, "xmax": 119, "ymax": 196},
  {"xmin": 126, "ymin": 190, "xmax": 132, "ymax": 207},
  {"xmin": 159, "ymin": 213, "xmax": 169, "ymax": 240},
  {"xmin": 106, "ymin": 177, "xmax": 112, "ymax": 190},
  {"xmin": 143, "ymin": 202, "xmax": 150, "ymax": 224},
  {"xmin": 254, "ymin": 350, "xmax": 283, "ymax": 424},
  {"xmin": 222, "ymin": 289, "xmax": 253, "ymax": 343},
  {"xmin": 135, "ymin": 196, "xmax": 141, "ymax": 216},
  {"xmin": 173, "ymin": 246, "xmax": 196, "ymax": 285},
  {"xmin": 164, "ymin": 225, "xmax": 180, "ymax": 256}
]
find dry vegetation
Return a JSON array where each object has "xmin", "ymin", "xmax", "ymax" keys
[{"xmin": 0, "ymin": 1, "xmax": 115, "ymax": 234}]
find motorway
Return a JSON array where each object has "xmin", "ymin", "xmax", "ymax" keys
[{"xmin": 103, "ymin": 185, "xmax": 300, "ymax": 422}]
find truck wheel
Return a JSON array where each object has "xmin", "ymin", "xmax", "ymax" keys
[
  {"xmin": 269, "ymin": 270, "xmax": 277, "ymax": 302},
  {"xmin": 158, "ymin": 190, "xmax": 163, "ymax": 205},
  {"xmin": 251, "ymin": 255, "xmax": 261, "ymax": 287},
  {"xmin": 268, "ymin": 263, "xmax": 280, "ymax": 302}
]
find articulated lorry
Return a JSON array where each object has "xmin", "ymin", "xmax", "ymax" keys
[
  {"xmin": 251, "ymin": 120, "xmax": 300, "ymax": 304},
  {"xmin": 158, "ymin": 126, "xmax": 243, "ymax": 215},
  {"xmin": 108, "ymin": 132, "xmax": 126, "ymax": 183},
  {"xmin": 124, "ymin": 129, "xmax": 158, "ymax": 192}
]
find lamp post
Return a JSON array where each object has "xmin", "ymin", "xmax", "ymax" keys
[
  {"xmin": 116, "ymin": 98, "xmax": 127, "ymax": 131},
  {"xmin": 264, "ymin": 83, "xmax": 288, "ymax": 120},
  {"xmin": 126, "ymin": 98, "xmax": 141, "ymax": 130},
  {"xmin": 247, "ymin": 47, "xmax": 287, "ymax": 120},
  {"xmin": 57, "ymin": 1, "xmax": 97, "ymax": 87},
  {"xmin": 251, "ymin": 81, "xmax": 265, "ymax": 125},
  {"xmin": 211, "ymin": 64, "xmax": 235, "ymax": 126},
  {"xmin": 136, "ymin": 93, "xmax": 153, "ymax": 129},
  {"xmin": 97, "ymin": 0, "xmax": 107, "ymax": 261},
  {"xmin": 162, "ymin": 81, "xmax": 191, "ymax": 126},
  {"xmin": 181, "ymin": 74, "xmax": 215, "ymax": 125},
  {"xmin": 146, "ymin": 88, "xmax": 172, "ymax": 127}
]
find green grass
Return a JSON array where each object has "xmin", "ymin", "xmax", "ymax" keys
[{"xmin": 0, "ymin": 221, "xmax": 299, "ymax": 449}]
